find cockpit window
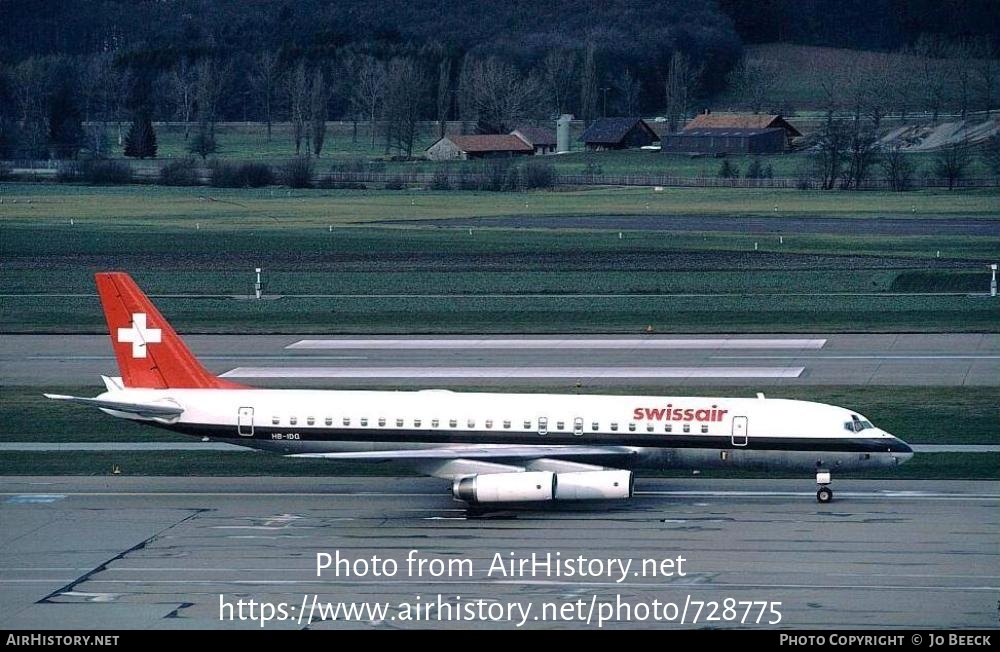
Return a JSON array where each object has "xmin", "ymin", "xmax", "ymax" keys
[{"xmin": 844, "ymin": 418, "xmax": 875, "ymax": 433}]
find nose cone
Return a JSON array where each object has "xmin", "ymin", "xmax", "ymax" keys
[{"xmin": 891, "ymin": 436, "xmax": 914, "ymax": 464}]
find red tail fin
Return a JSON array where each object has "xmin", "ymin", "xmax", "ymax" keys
[{"xmin": 96, "ymin": 272, "xmax": 243, "ymax": 389}]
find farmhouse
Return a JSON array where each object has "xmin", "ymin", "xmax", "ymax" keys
[
  {"xmin": 511, "ymin": 126, "xmax": 557, "ymax": 155},
  {"xmin": 662, "ymin": 127, "xmax": 787, "ymax": 154},
  {"xmin": 426, "ymin": 135, "xmax": 534, "ymax": 161},
  {"xmin": 579, "ymin": 117, "xmax": 659, "ymax": 151},
  {"xmin": 682, "ymin": 113, "xmax": 801, "ymax": 150}
]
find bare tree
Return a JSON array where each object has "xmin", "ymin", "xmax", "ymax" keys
[
  {"xmin": 542, "ymin": 49, "xmax": 579, "ymax": 115},
  {"xmin": 862, "ymin": 53, "xmax": 894, "ymax": 133},
  {"xmin": 579, "ymin": 41, "xmax": 599, "ymax": 125},
  {"xmin": 664, "ymin": 51, "xmax": 700, "ymax": 133},
  {"xmin": 813, "ymin": 119, "xmax": 850, "ymax": 190},
  {"xmin": 881, "ymin": 143, "xmax": 914, "ymax": 191},
  {"xmin": 383, "ymin": 57, "xmax": 427, "ymax": 157},
  {"xmin": 727, "ymin": 56, "xmax": 779, "ymax": 113},
  {"xmin": 613, "ymin": 68, "xmax": 641, "ymax": 116},
  {"xmin": 844, "ymin": 120, "xmax": 879, "ymax": 189},
  {"xmin": 981, "ymin": 134, "xmax": 1000, "ymax": 176},
  {"xmin": 249, "ymin": 51, "xmax": 281, "ymax": 141},
  {"xmin": 310, "ymin": 67, "xmax": 328, "ymax": 157},
  {"xmin": 971, "ymin": 38, "xmax": 997, "ymax": 117},
  {"xmin": 458, "ymin": 56, "xmax": 538, "ymax": 133},
  {"xmin": 948, "ymin": 40, "xmax": 974, "ymax": 119},
  {"xmin": 195, "ymin": 58, "xmax": 230, "ymax": 135},
  {"xmin": 11, "ymin": 58, "xmax": 50, "ymax": 157},
  {"xmin": 914, "ymin": 35, "xmax": 948, "ymax": 122},
  {"xmin": 351, "ymin": 56, "xmax": 386, "ymax": 149},
  {"xmin": 286, "ymin": 62, "xmax": 309, "ymax": 155},
  {"xmin": 168, "ymin": 58, "xmax": 197, "ymax": 139},
  {"xmin": 436, "ymin": 58, "xmax": 452, "ymax": 138},
  {"xmin": 934, "ymin": 140, "xmax": 971, "ymax": 190}
]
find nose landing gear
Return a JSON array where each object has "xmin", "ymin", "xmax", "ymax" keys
[{"xmin": 816, "ymin": 469, "xmax": 832, "ymax": 503}]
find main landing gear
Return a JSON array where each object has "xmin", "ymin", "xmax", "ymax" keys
[{"xmin": 815, "ymin": 469, "xmax": 833, "ymax": 503}]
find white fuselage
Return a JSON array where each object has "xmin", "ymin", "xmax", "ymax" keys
[{"xmin": 98, "ymin": 387, "xmax": 914, "ymax": 473}]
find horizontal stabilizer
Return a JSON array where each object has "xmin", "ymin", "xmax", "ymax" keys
[
  {"xmin": 44, "ymin": 394, "xmax": 184, "ymax": 419},
  {"xmin": 289, "ymin": 445, "xmax": 635, "ymax": 462}
]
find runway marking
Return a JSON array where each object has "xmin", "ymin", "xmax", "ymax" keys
[
  {"xmin": 635, "ymin": 490, "xmax": 1000, "ymax": 500},
  {"xmin": 715, "ymin": 355, "xmax": 1000, "ymax": 360},
  {"xmin": 288, "ymin": 338, "xmax": 827, "ymax": 350},
  {"xmin": 4, "ymin": 494, "xmax": 65, "ymax": 504},
  {"xmin": 220, "ymin": 366, "xmax": 806, "ymax": 379},
  {"xmin": 51, "ymin": 578, "xmax": 1000, "ymax": 592},
  {"xmin": 25, "ymin": 355, "xmax": 369, "ymax": 361}
]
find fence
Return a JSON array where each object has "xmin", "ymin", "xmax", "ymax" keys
[
  {"xmin": 327, "ymin": 170, "xmax": 998, "ymax": 190},
  {"xmin": 4, "ymin": 161, "xmax": 997, "ymax": 190}
]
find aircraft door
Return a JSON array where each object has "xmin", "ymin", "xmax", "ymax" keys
[
  {"xmin": 238, "ymin": 407, "xmax": 254, "ymax": 437},
  {"xmin": 573, "ymin": 417, "xmax": 584, "ymax": 436},
  {"xmin": 538, "ymin": 417, "xmax": 548, "ymax": 435},
  {"xmin": 731, "ymin": 415, "xmax": 748, "ymax": 447}
]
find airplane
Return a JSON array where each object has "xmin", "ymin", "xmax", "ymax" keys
[{"xmin": 47, "ymin": 272, "xmax": 914, "ymax": 505}]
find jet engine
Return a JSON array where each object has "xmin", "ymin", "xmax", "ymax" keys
[
  {"xmin": 452, "ymin": 471, "xmax": 555, "ymax": 503},
  {"xmin": 554, "ymin": 470, "xmax": 633, "ymax": 500}
]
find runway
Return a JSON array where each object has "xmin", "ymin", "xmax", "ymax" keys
[
  {"xmin": 2, "ymin": 333, "xmax": 997, "ymax": 387},
  {"xmin": 0, "ymin": 476, "xmax": 996, "ymax": 629}
]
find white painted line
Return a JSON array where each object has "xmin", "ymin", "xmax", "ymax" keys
[
  {"xmin": 220, "ymin": 366, "xmax": 805, "ymax": 379},
  {"xmin": 287, "ymin": 338, "xmax": 827, "ymax": 350},
  {"xmin": 715, "ymin": 355, "xmax": 1000, "ymax": 360},
  {"xmin": 26, "ymin": 355, "xmax": 368, "ymax": 361}
]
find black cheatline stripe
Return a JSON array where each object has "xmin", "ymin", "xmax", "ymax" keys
[{"xmin": 154, "ymin": 423, "xmax": 904, "ymax": 454}]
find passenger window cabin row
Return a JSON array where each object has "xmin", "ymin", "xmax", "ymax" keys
[{"xmin": 269, "ymin": 414, "xmax": 711, "ymax": 434}]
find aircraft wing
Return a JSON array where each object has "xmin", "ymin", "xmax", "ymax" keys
[
  {"xmin": 44, "ymin": 394, "xmax": 184, "ymax": 419},
  {"xmin": 290, "ymin": 445, "xmax": 636, "ymax": 461},
  {"xmin": 291, "ymin": 445, "xmax": 638, "ymax": 480}
]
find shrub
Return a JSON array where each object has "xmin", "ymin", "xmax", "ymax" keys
[
  {"xmin": 56, "ymin": 161, "xmax": 81, "ymax": 182},
  {"xmin": 744, "ymin": 158, "xmax": 763, "ymax": 179},
  {"xmin": 82, "ymin": 160, "xmax": 132, "ymax": 184},
  {"xmin": 211, "ymin": 161, "xmax": 275, "ymax": 188},
  {"xmin": 0, "ymin": 162, "xmax": 10, "ymax": 181},
  {"xmin": 480, "ymin": 159, "xmax": 509, "ymax": 191},
  {"xmin": 522, "ymin": 160, "xmax": 555, "ymax": 189},
  {"xmin": 282, "ymin": 157, "xmax": 314, "ymax": 188},
  {"xmin": 503, "ymin": 165, "xmax": 524, "ymax": 192},
  {"xmin": 384, "ymin": 175, "xmax": 404, "ymax": 190},
  {"xmin": 57, "ymin": 159, "xmax": 132, "ymax": 184},
  {"xmin": 717, "ymin": 159, "xmax": 739, "ymax": 179},
  {"xmin": 240, "ymin": 163, "xmax": 274, "ymax": 188},
  {"xmin": 430, "ymin": 168, "xmax": 451, "ymax": 190},
  {"xmin": 159, "ymin": 158, "xmax": 200, "ymax": 186}
]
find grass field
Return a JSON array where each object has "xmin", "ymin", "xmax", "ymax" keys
[
  {"xmin": 3, "ymin": 385, "xmax": 995, "ymax": 445},
  {"xmin": 3, "ymin": 183, "xmax": 997, "ymax": 224},
  {"xmin": 2, "ymin": 184, "xmax": 997, "ymax": 333}
]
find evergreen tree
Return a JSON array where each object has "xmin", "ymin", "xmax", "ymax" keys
[
  {"xmin": 123, "ymin": 111, "xmax": 157, "ymax": 159},
  {"xmin": 187, "ymin": 122, "xmax": 218, "ymax": 160},
  {"xmin": 48, "ymin": 78, "xmax": 83, "ymax": 159}
]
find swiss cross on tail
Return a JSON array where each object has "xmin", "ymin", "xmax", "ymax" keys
[
  {"xmin": 117, "ymin": 313, "xmax": 162, "ymax": 358},
  {"xmin": 95, "ymin": 272, "xmax": 244, "ymax": 389}
]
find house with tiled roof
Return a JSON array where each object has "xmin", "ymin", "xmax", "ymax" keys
[
  {"xmin": 425, "ymin": 134, "xmax": 534, "ymax": 161},
  {"xmin": 511, "ymin": 126, "xmax": 557, "ymax": 155},
  {"xmin": 683, "ymin": 113, "xmax": 801, "ymax": 149},
  {"xmin": 579, "ymin": 117, "xmax": 659, "ymax": 151}
]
